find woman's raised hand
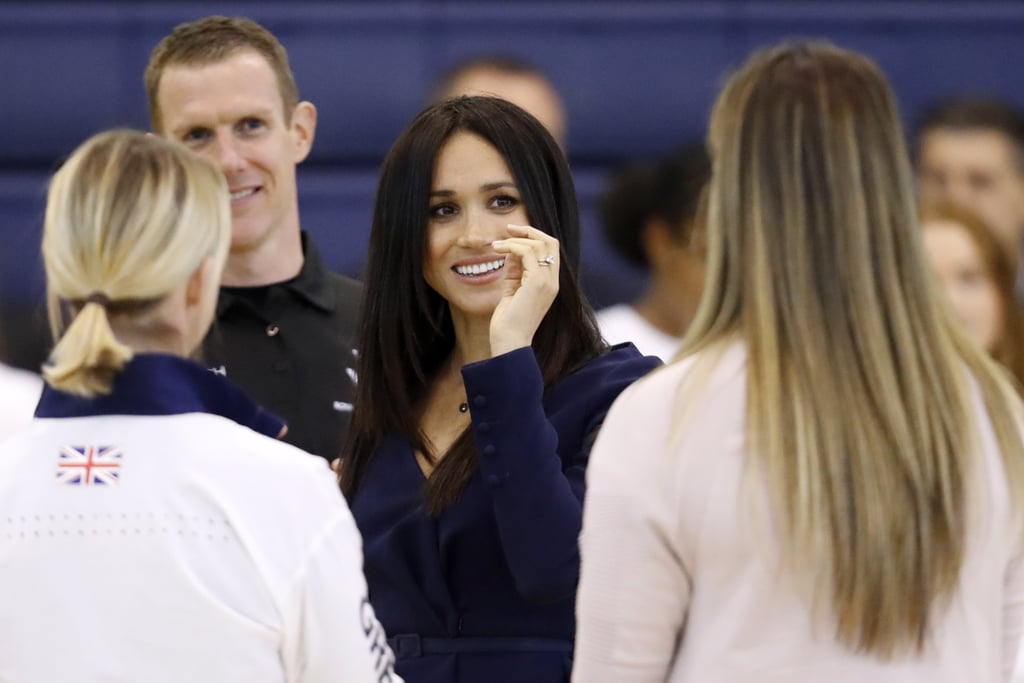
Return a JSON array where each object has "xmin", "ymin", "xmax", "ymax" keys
[{"xmin": 489, "ymin": 224, "xmax": 560, "ymax": 356}]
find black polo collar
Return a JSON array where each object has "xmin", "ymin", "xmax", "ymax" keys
[
  {"xmin": 216, "ymin": 232, "xmax": 335, "ymax": 317},
  {"xmin": 35, "ymin": 353, "xmax": 285, "ymax": 440}
]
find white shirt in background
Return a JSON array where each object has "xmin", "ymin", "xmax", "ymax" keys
[{"xmin": 596, "ymin": 303, "xmax": 682, "ymax": 363}]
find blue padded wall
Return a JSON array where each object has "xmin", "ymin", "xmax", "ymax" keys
[
  {"xmin": 2, "ymin": 1, "xmax": 1024, "ymax": 366},
  {"xmin": 4, "ymin": 2, "xmax": 1024, "ymax": 165}
]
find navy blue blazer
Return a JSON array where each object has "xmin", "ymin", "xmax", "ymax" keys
[{"xmin": 350, "ymin": 344, "xmax": 660, "ymax": 683}]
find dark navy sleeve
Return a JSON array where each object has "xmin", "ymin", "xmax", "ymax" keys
[
  {"xmin": 460, "ymin": 345, "xmax": 659, "ymax": 604},
  {"xmin": 213, "ymin": 372, "xmax": 288, "ymax": 440}
]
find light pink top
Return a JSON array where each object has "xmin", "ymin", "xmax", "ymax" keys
[{"xmin": 574, "ymin": 341, "xmax": 1024, "ymax": 683}]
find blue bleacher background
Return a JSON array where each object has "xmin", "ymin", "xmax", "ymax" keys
[{"xmin": 3, "ymin": 0, "xmax": 1024, "ymax": 369}]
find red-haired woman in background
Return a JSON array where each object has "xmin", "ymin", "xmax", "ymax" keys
[{"xmin": 921, "ymin": 200, "xmax": 1024, "ymax": 389}]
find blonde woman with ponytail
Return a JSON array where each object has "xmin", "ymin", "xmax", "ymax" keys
[
  {"xmin": 41, "ymin": 130, "xmax": 229, "ymax": 396},
  {"xmin": 573, "ymin": 42, "xmax": 1024, "ymax": 683},
  {"xmin": 0, "ymin": 130, "xmax": 397, "ymax": 683}
]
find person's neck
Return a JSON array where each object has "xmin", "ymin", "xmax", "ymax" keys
[
  {"xmin": 449, "ymin": 309, "xmax": 494, "ymax": 367},
  {"xmin": 221, "ymin": 230, "xmax": 304, "ymax": 287},
  {"xmin": 633, "ymin": 278, "xmax": 698, "ymax": 339},
  {"xmin": 109, "ymin": 324, "xmax": 191, "ymax": 359}
]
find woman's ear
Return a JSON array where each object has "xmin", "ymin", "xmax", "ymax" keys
[
  {"xmin": 182, "ymin": 256, "xmax": 221, "ymax": 356},
  {"xmin": 185, "ymin": 256, "xmax": 215, "ymax": 308}
]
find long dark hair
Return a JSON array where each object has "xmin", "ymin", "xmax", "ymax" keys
[{"xmin": 341, "ymin": 96, "xmax": 604, "ymax": 513}]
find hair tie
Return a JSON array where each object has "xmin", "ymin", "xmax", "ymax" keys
[{"xmin": 84, "ymin": 292, "xmax": 111, "ymax": 308}]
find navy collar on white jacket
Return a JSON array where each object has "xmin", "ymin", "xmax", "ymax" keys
[{"xmin": 35, "ymin": 353, "xmax": 285, "ymax": 440}]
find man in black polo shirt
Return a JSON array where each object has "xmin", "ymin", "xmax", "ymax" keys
[{"xmin": 144, "ymin": 16, "xmax": 360, "ymax": 462}]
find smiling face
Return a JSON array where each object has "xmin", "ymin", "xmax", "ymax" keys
[
  {"xmin": 155, "ymin": 50, "xmax": 314, "ymax": 258},
  {"xmin": 424, "ymin": 131, "xmax": 531, "ymax": 321},
  {"xmin": 923, "ymin": 218, "xmax": 1005, "ymax": 351}
]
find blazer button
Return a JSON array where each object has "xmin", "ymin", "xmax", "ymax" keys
[
  {"xmin": 266, "ymin": 324, "xmax": 280, "ymax": 337},
  {"xmin": 477, "ymin": 422, "xmax": 490, "ymax": 433},
  {"xmin": 486, "ymin": 474, "xmax": 501, "ymax": 488},
  {"xmin": 482, "ymin": 444, "xmax": 496, "ymax": 456},
  {"xmin": 473, "ymin": 395, "xmax": 487, "ymax": 408}
]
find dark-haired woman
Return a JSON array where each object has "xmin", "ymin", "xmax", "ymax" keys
[{"xmin": 340, "ymin": 96, "xmax": 660, "ymax": 683}]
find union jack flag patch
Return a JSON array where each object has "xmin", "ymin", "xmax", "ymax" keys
[{"xmin": 56, "ymin": 445, "xmax": 123, "ymax": 486}]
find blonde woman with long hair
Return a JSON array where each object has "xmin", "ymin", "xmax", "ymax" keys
[
  {"xmin": 0, "ymin": 130, "xmax": 397, "ymax": 683},
  {"xmin": 573, "ymin": 42, "xmax": 1024, "ymax": 682}
]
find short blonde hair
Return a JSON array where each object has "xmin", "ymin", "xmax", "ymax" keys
[{"xmin": 42, "ymin": 129, "xmax": 230, "ymax": 397}]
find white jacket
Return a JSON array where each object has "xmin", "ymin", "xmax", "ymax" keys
[{"xmin": 0, "ymin": 354, "xmax": 399, "ymax": 683}]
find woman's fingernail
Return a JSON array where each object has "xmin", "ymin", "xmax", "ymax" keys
[{"xmin": 492, "ymin": 240, "xmax": 505, "ymax": 246}]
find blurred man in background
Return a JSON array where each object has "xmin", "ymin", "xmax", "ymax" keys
[
  {"xmin": 916, "ymin": 96, "xmax": 1024, "ymax": 274},
  {"xmin": 430, "ymin": 55, "xmax": 567, "ymax": 148}
]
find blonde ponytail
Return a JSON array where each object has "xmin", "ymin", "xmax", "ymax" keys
[
  {"xmin": 43, "ymin": 299, "xmax": 133, "ymax": 397},
  {"xmin": 41, "ymin": 129, "xmax": 230, "ymax": 398}
]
